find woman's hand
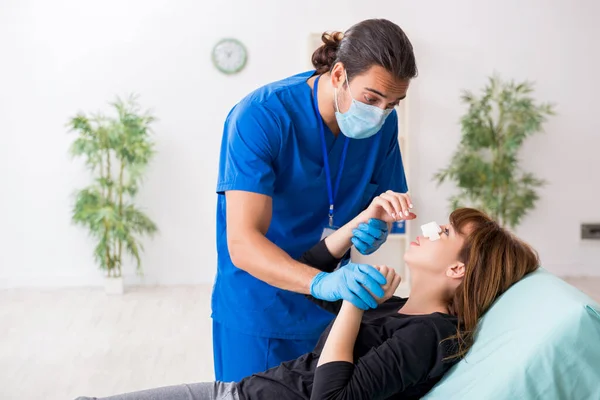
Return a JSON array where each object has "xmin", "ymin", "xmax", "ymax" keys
[
  {"xmin": 370, "ymin": 265, "xmax": 402, "ymax": 304},
  {"xmin": 351, "ymin": 191, "xmax": 417, "ymax": 255},
  {"xmin": 362, "ymin": 191, "xmax": 416, "ymax": 223}
]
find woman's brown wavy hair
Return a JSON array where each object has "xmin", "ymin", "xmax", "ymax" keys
[{"xmin": 445, "ymin": 208, "xmax": 539, "ymax": 359}]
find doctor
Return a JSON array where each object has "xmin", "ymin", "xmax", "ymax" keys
[{"xmin": 213, "ymin": 18, "xmax": 418, "ymax": 382}]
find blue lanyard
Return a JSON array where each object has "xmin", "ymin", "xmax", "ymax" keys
[{"xmin": 312, "ymin": 75, "xmax": 350, "ymax": 227}]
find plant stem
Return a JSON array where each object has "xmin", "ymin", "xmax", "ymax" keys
[
  {"xmin": 117, "ymin": 159, "xmax": 125, "ymax": 277},
  {"xmin": 105, "ymin": 147, "xmax": 113, "ymax": 276},
  {"xmin": 99, "ymin": 157, "xmax": 105, "ymax": 198}
]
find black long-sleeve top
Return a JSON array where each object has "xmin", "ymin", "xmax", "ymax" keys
[{"xmin": 237, "ymin": 240, "xmax": 459, "ymax": 400}]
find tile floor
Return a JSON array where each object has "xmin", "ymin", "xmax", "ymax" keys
[{"xmin": 0, "ymin": 278, "xmax": 598, "ymax": 400}]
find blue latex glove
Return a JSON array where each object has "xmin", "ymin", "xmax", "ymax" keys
[
  {"xmin": 310, "ymin": 262, "xmax": 387, "ymax": 310},
  {"xmin": 351, "ymin": 218, "xmax": 389, "ymax": 255}
]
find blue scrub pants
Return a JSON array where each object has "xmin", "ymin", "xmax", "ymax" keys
[{"xmin": 212, "ymin": 320, "xmax": 318, "ymax": 382}]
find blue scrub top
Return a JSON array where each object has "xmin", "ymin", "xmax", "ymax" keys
[{"xmin": 213, "ymin": 70, "xmax": 408, "ymax": 339}]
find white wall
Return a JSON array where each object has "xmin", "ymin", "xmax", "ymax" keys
[
  {"xmin": 1, "ymin": 0, "xmax": 598, "ymax": 288},
  {"xmin": 401, "ymin": 0, "xmax": 600, "ymax": 277}
]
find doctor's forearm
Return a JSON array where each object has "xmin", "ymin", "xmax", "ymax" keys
[{"xmin": 229, "ymin": 231, "xmax": 320, "ymax": 294}]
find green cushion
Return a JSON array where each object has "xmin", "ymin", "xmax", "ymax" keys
[{"xmin": 423, "ymin": 268, "xmax": 600, "ymax": 400}]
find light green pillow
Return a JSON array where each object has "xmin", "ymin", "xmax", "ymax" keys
[{"xmin": 423, "ymin": 268, "xmax": 600, "ymax": 400}]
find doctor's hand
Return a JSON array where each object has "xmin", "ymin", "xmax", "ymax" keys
[
  {"xmin": 310, "ymin": 262, "xmax": 386, "ymax": 310},
  {"xmin": 351, "ymin": 219, "xmax": 389, "ymax": 255},
  {"xmin": 351, "ymin": 191, "xmax": 417, "ymax": 255}
]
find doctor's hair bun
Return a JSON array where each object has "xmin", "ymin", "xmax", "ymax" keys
[{"xmin": 311, "ymin": 31, "xmax": 344, "ymax": 74}]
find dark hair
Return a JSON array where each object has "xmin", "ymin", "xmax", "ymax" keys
[
  {"xmin": 444, "ymin": 208, "xmax": 539, "ymax": 360},
  {"xmin": 311, "ymin": 19, "xmax": 418, "ymax": 81}
]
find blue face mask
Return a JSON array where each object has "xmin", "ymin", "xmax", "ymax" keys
[{"xmin": 334, "ymin": 71, "xmax": 393, "ymax": 140}]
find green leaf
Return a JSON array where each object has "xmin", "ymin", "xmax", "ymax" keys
[
  {"xmin": 122, "ymin": 204, "xmax": 158, "ymax": 236},
  {"xmin": 433, "ymin": 74, "xmax": 554, "ymax": 228}
]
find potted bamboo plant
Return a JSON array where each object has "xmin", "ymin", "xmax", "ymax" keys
[
  {"xmin": 68, "ymin": 95, "xmax": 158, "ymax": 294},
  {"xmin": 435, "ymin": 75, "xmax": 555, "ymax": 229}
]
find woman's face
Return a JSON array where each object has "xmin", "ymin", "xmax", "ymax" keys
[
  {"xmin": 404, "ymin": 222, "xmax": 470, "ymax": 275},
  {"xmin": 332, "ymin": 64, "xmax": 409, "ymax": 112}
]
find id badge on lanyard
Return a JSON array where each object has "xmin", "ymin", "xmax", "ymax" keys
[
  {"xmin": 313, "ymin": 75, "xmax": 349, "ymax": 241},
  {"xmin": 320, "ymin": 225, "xmax": 338, "ymax": 240}
]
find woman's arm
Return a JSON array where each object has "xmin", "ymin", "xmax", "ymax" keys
[
  {"xmin": 322, "ymin": 218, "xmax": 361, "ymax": 259},
  {"xmin": 301, "ymin": 190, "xmax": 417, "ymax": 266},
  {"xmin": 311, "ymin": 272, "xmax": 456, "ymax": 400},
  {"xmin": 310, "ymin": 321, "xmax": 447, "ymax": 400},
  {"xmin": 317, "ymin": 301, "xmax": 364, "ymax": 365},
  {"xmin": 311, "ymin": 268, "xmax": 446, "ymax": 400},
  {"xmin": 317, "ymin": 267, "xmax": 400, "ymax": 366},
  {"xmin": 326, "ymin": 192, "xmax": 416, "ymax": 258},
  {"xmin": 296, "ymin": 211, "xmax": 377, "ymax": 275},
  {"xmin": 298, "ymin": 214, "xmax": 387, "ymax": 315},
  {"xmin": 298, "ymin": 191, "xmax": 415, "ymax": 313}
]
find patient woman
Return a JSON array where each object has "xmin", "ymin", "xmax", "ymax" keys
[{"xmin": 77, "ymin": 192, "xmax": 539, "ymax": 400}]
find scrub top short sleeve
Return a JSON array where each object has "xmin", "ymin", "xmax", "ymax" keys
[{"xmin": 217, "ymin": 103, "xmax": 281, "ymax": 197}]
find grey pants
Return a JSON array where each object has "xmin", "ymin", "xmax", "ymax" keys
[{"xmin": 75, "ymin": 381, "xmax": 240, "ymax": 400}]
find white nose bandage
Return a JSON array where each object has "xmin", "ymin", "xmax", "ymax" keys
[{"xmin": 421, "ymin": 221, "xmax": 442, "ymax": 241}]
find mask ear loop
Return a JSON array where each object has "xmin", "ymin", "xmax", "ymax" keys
[
  {"xmin": 344, "ymin": 69, "xmax": 354, "ymax": 97},
  {"xmin": 334, "ymin": 87, "xmax": 341, "ymax": 113}
]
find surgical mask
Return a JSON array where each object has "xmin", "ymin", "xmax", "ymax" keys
[{"xmin": 334, "ymin": 71, "xmax": 392, "ymax": 140}]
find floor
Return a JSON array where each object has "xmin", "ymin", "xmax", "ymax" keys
[
  {"xmin": 0, "ymin": 286, "xmax": 215, "ymax": 400},
  {"xmin": 1, "ymin": 278, "xmax": 599, "ymax": 400}
]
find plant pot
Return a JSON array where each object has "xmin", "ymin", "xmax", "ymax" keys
[{"xmin": 104, "ymin": 276, "xmax": 124, "ymax": 295}]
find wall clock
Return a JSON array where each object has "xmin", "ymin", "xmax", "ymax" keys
[{"xmin": 212, "ymin": 38, "xmax": 247, "ymax": 75}]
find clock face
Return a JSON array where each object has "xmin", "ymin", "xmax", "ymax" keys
[{"xmin": 212, "ymin": 38, "xmax": 247, "ymax": 74}]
